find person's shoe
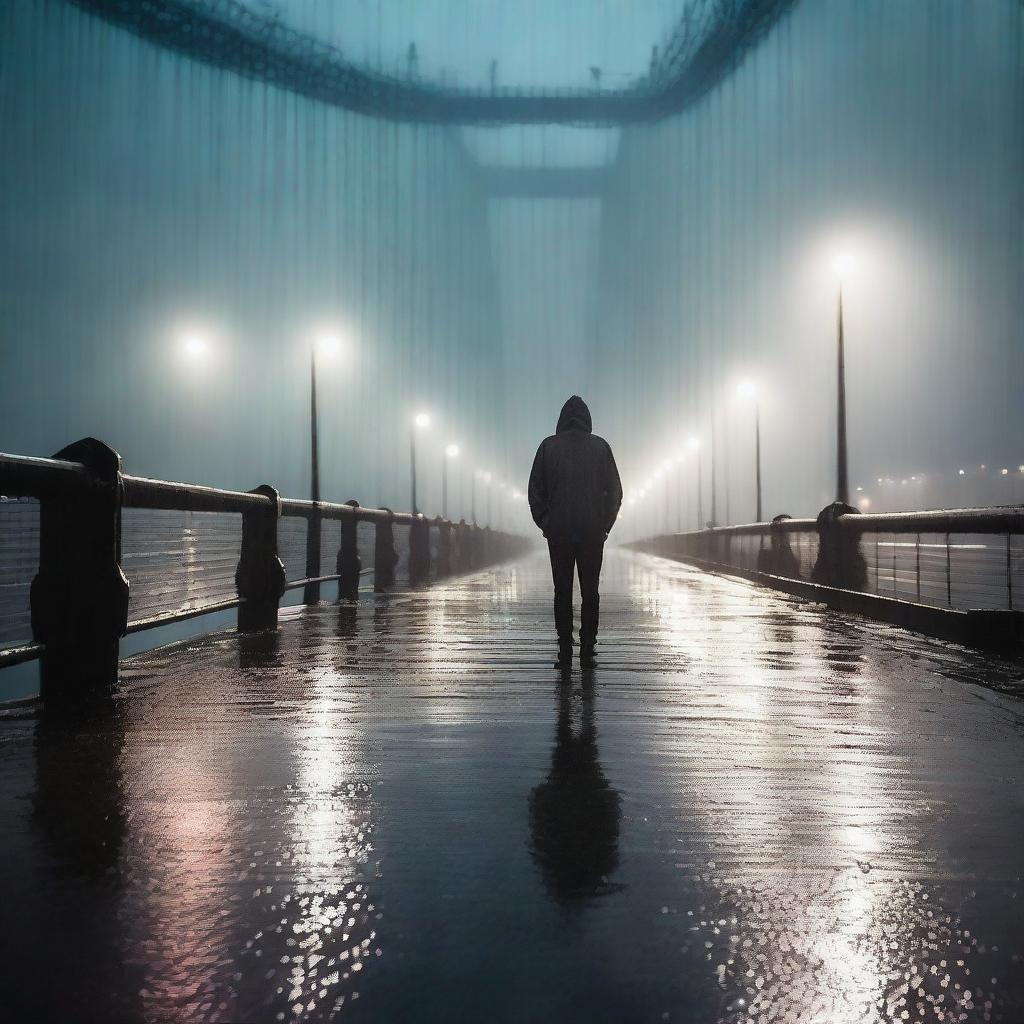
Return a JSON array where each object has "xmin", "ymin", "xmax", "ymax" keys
[
  {"xmin": 579, "ymin": 642, "xmax": 596, "ymax": 670},
  {"xmin": 554, "ymin": 642, "xmax": 573, "ymax": 669}
]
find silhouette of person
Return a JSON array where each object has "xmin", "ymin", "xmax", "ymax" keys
[
  {"xmin": 528, "ymin": 396, "xmax": 622, "ymax": 669},
  {"xmin": 529, "ymin": 683, "xmax": 621, "ymax": 905}
]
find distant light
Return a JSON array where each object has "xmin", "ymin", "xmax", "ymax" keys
[
  {"xmin": 617, "ymin": 511, "xmax": 623, "ymax": 519},
  {"xmin": 414, "ymin": 412, "xmax": 431, "ymax": 429},
  {"xmin": 1019, "ymin": 465, "xmax": 1024, "ymax": 474},
  {"xmin": 1001, "ymin": 468, "xmax": 1009, "ymax": 475},
  {"xmin": 512, "ymin": 489, "xmax": 521, "ymax": 500},
  {"xmin": 687, "ymin": 436, "xmax": 700, "ymax": 452},
  {"xmin": 858, "ymin": 497, "xmax": 871, "ymax": 510},
  {"xmin": 628, "ymin": 497, "xmax": 636, "ymax": 506},
  {"xmin": 901, "ymin": 479, "xmax": 907, "ymax": 485},
  {"xmin": 183, "ymin": 335, "xmax": 207, "ymax": 359},
  {"xmin": 911, "ymin": 475, "xmax": 917, "ymax": 482},
  {"xmin": 877, "ymin": 477, "xmax": 883, "ymax": 485},
  {"xmin": 736, "ymin": 380, "xmax": 757, "ymax": 399},
  {"xmin": 958, "ymin": 469, "xmax": 965, "ymax": 475},
  {"xmin": 445, "ymin": 443, "xmax": 460, "ymax": 458},
  {"xmin": 980, "ymin": 464, "xmax": 986, "ymax": 470},
  {"xmin": 856, "ymin": 486, "xmax": 863, "ymax": 492}
]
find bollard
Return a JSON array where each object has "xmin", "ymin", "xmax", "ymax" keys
[
  {"xmin": 337, "ymin": 500, "xmax": 362, "ymax": 601},
  {"xmin": 409, "ymin": 515, "xmax": 431, "ymax": 584},
  {"xmin": 437, "ymin": 518, "xmax": 452, "ymax": 577},
  {"xmin": 236, "ymin": 485, "xmax": 286, "ymax": 632},
  {"xmin": 374, "ymin": 511, "xmax": 398, "ymax": 591},
  {"xmin": 811, "ymin": 501, "xmax": 867, "ymax": 590},
  {"xmin": 30, "ymin": 438, "xmax": 130, "ymax": 711}
]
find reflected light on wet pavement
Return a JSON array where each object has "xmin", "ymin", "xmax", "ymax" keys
[{"xmin": 1, "ymin": 549, "xmax": 1022, "ymax": 1022}]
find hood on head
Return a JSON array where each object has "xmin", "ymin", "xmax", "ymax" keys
[{"xmin": 556, "ymin": 395, "xmax": 592, "ymax": 434}]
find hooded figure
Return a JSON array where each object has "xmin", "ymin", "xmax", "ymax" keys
[{"xmin": 528, "ymin": 396, "xmax": 623, "ymax": 668}]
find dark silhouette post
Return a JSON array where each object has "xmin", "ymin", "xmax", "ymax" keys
[
  {"xmin": 236, "ymin": 485, "xmax": 287, "ymax": 632},
  {"xmin": 374, "ymin": 512, "xmax": 398, "ymax": 591},
  {"xmin": 409, "ymin": 515, "xmax": 431, "ymax": 584},
  {"xmin": 695, "ymin": 443, "xmax": 703, "ymax": 530},
  {"xmin": 410, "ymin": 413, "xmax": 430, "ymax": 516},
  {"xmin": 437, "ymin": 518, "xmax": 452, "ymax": 577},
  {"xmin": 304, "ymin": 348, "xmax": 322, "ymax": 603},
  {"xmin": 337, "ymin": 501, "xmax": 361, "ymax": 601},
  {"xmin": 836, "ymin": 285, "xmax": 850, "ymax": 506},
  {"xmin": 755, "ymin": 400, "xmax": 763, "ymax": 522},
  {"xmin": 30, "ymin": 437, "xmax": 130, "ymax": 710},
  {"xmin": 709, "ymin": 411, "xmax": 717, "ymax": 528}
]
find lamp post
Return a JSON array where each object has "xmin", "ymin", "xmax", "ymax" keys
[
  {"xmin": 737, "ymin": 380, "xmax": 762, "ymax": 522},
  {"xmin": 411, "ymin": 411, "xmax": 430, "ymax": 515},
  {"xmin": 443, "ymin": 443, "xmax": 459, "ymax": 519},
  {"xmin": 832, "ymin": 252, "xmax": 855, "ymax": 506},
  {"xmin": 305, "ymin": 334, "xmax": 340, "ymax": 603},
  {"xmin": 687, "ymin": 436, "xmax": 702, "ymax": 530}
]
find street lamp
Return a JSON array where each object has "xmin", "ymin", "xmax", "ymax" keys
[
  {"xmin": 687, "ymin": 436, "xmax": 702, "ymax": 530},
  {"xmin": 308, "ymin": 335, "xmax": 340, "ymax": 504},
  {"xmin": 305, "ymin": 333, "xmax": 342, "ymax": 603},
  {"xmin": 482, "ymin": 470, "xmax": 492, "ymax": 527},
  {"xmin": 411, "ymin": 411, "xmax": 430, "ymax": 515},
  {"xmin": 832, "ymin": 249, "xmax": 856, "ymax": 506},
  {"xmin": 442, "ymin": 443, "xmax": 459, "ymax": 519},
  {"xmin": 736, "ymin": 380, "xmax": 762, "ymax": 522}
]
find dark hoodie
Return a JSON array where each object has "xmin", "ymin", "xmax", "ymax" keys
[{"xmin": 528, "ymin": 396, "xmax": 623, "ymax": 543}]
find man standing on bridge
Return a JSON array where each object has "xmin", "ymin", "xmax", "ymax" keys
[{"xmin": 528, "ymin": 395, "xmax": 623, "ymax": 670}]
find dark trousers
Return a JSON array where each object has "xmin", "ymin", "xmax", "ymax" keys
[{"xmin": 547, "ymin": 540, "xmax": 604, "ymax": 646}]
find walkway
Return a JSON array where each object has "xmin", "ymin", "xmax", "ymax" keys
[{"xmin": 1, "ymin": 549, "xmax": 1023, "ymax": 1022}]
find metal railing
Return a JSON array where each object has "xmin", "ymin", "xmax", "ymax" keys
[
  {"xmin": 1, "ymin": 438, "xmax": 527, "ymax": 706},
  {"xmin": 633, "ymin": 504, "xmax": 1024, "ymax": 635}
]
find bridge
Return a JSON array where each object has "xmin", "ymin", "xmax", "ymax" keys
[{"xmin": 2, "ymin": 0, "xmax": 1024, "ymax": 1021}]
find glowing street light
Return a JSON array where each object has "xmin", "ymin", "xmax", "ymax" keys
[
  {"xmin": 410, "ymin": 411, "xmax": 431, "ymax": 515},
  {"xmin": 182, "ymin": 334, "xmax": 208, "ymax": 359},
  {"xmin": 442, "ymin": 443, "xmax": 460, "ymax": 519}
]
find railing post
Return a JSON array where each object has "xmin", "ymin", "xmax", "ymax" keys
[
  {"xmin": 811, "ymin": 501, "xmax": 866, "ymax": 590},
  {"xmin": 374, "ymin": 511, "xmax": 398, "ymax": 592},
  {"xmin": 235, "ymin": 485, "xmax": 286, "ymax": 632},
  {"xmin": 409, "ymin": 515, "xmax": 431, "ymax": 584},
  {"xmin": 455, "ymin": 519, "xmax": 470, "ymax": 573},
  {"xmin": 303, "ymin": 502, "xmax": 322, "ymax": 605},
  {"xmin": 30, "ymin": 438, "xmax": 130, "ymax": 710},
  {"xmin": 337, "ymin": 500, "xmax": 361, "ymax": 601},
  {"xmin": 437, "ymin": 518, "xmax": 452, "ymax": 577}
]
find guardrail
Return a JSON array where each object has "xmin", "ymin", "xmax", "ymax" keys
[
  {"xmin": 1, "ymin": 438, "xmax": 528, "ymax": 709},
  {"xmin": 631, "ymin": 501, "xmax": 1024, "ymax": 646}
]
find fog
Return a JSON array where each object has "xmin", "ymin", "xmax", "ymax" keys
[{"xmin": 1, "ymin": 0, "xmax": 1022, "ymax": 535}]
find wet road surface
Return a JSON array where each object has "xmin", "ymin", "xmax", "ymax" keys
[{"xmin": 1, "ymin": 548, "xmax": 1023, "ymax": 1023}]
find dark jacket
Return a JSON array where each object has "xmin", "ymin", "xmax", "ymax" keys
[{"xmin": 528, "ymin": 396, "xmax": 623, "ymax": 543}]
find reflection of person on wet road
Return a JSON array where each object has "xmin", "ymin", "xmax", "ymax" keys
[
  {"xmin": 529, "ymin": 684, "xmax": 621, "ymax": 904},
  {"xmin": 528, "ymin": 395, "xmax": 623, "ymax": 670}
]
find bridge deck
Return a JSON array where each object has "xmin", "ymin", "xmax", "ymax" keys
[{"xmin": 2, "ymin": 549, "xmax": 1023, "ymax": 1022}]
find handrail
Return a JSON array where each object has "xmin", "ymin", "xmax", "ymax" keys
[
  {"xmin": 657, "ymin": 506, "xmax": 1024, "ymax": 541},
  {"xmin": 0, "ymin": 446, "xmax": 525, "ymax": 704},
  {"xmin": 3, "ymin": 454, "xmax": 478, "ymax": 531}
]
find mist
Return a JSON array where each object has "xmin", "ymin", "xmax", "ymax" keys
[{"xmin": 1, "ymin": 0, "xmax": 1022, "ymax": 534}]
